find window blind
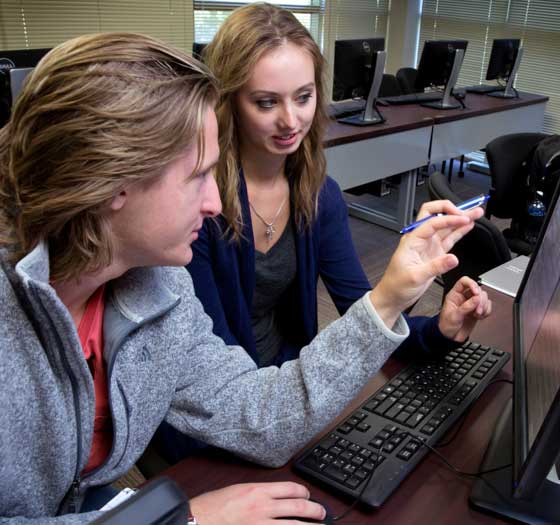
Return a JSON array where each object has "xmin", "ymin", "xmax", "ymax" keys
[
  {"xmin": 193, "ymin": 1, "xmax": 324, "ymax": 45},
  {"xmin": 0, "ymin": 1, "xmax": 193, "ymax": 54},
  {"xmin": 419, "ymin": 0, "xmax": 560, "ymax": 135}
]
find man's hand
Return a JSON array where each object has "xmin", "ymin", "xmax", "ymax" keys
[
  {"xmin": 370, "ymin": 199, "xmax": 484, "ymax": 327},
  {"xmin": 439, "ymin": 276, "xmax": 492, "ymax": 342},
  {"xmin": 189, "ymin": 482, "xmax": 327, "ymax": 524}
]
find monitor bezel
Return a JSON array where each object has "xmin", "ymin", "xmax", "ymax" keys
[
  {"xmin": 332, "ymin": 37, "xmax": 385, "ymax": 101},
  {"xmin": 513, "ymin": 178, "xmax": 560, "ymax": 499},
  {"xmin": 485, "ymin": 38, "xmax": 521, "ymax": 82},
  {"xmin": 414, "ymin": 39, "xmax": 469, "ymax": 91}
]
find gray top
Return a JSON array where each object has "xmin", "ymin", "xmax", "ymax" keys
[
  {"xmin": 0, "ymin": 242, "xmax": 409, "ymax": 524},
  {"xmin": 252, "ymin": 224, "xmax": 297, "ymax": 366}
]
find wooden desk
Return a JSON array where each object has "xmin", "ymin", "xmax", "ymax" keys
[
  {"xmin": 325, "ymin": 92, "xmax": 548, "ymax": 232},
  {"xmin": 163, "ymin": 290, "xmax": 514, "ymax": 524},
  {"xmin": 430, "ymin": 92, "xmax": 547, "ymax": 164}
]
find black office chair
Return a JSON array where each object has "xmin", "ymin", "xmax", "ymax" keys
[
  {"xmin": 379, "ymin": 73, "xmax": 401, "ymax": 98},
  {"xmin": 485, "ymin": 132, "xmax": 549, "ymax": 255},
  {"xmin": 427, "ymin": 172, "xmax": 512, "ymax": 295},
  {"xmin": 396, "ymin": 67, "xmax": 419, "ymax": 95}
]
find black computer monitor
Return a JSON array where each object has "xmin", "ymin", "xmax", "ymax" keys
[
  {"xmin": 0, "ymin": 48, "xmax": 50, "ymax": 127},
  {"xmin": 414, "ymin": 40, "xmax": 468, "ymax": 91},
  {"xmin": 470, "ymin": 181, "xmax": 560, "ymax": 524},
  {"xmin": 332, "ymin": 38, "xmax": 385, "ymax": 101},
  {"xmin": 192, "ymin": 42, "xmax": 207, "ymax": 61},
  {"xmin": 486, "ymin": 38, "xmax": 521, "ymax": 81}
]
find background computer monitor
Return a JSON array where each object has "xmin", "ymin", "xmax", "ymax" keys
[
  {"xmin": 414, "ymin": 40, "xmax": 468, "ymax": 91},
  {"xmin": 0, "ymin": 47, "xmax": 50, "ymax": 127},
  {"xmin": 486, "ymin": 38, "xmax": 521, "ymax": 81},
  {"xmin": 332, "ymin": 38, "xmax": 385, "ymax": 101},
  {"xmin": 192, "ymin": 42, "xmax": 207, "ymax": 61},
  {"xmin": 470, "ymin": 181, "xmax": 560, "ymax": 524}
]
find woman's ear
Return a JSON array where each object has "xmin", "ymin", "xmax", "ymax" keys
[{"xmin": 109, "ymin": 189, "xmax": 128, "ymax": 211}]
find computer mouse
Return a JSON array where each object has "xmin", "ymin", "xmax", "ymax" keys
[{"xmin": 282, "ymin": 498, "xmax": 335, "ymax": 524}]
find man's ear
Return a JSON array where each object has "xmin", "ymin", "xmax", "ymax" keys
[{"xmin": 110, "ymin": 189, "xmax": 128, "ymax": 211}]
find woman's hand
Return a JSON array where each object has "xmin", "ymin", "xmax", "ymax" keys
[
  {"xmin": 439, "ymin": 276, "xmax": 492, "ymax": 342},
  {"xmin": 188, "ymin": 482, "xmax": 327, "ymax": 525},
  {"xmin": 370, "ymin": 199, "xmax": 484, "ymax": 327}
]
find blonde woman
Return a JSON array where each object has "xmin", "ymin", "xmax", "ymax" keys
[
  {"xmin": 154, "ymin": 2, "xmax": 493, "ymax": 467},
  {"xmin": 185, "ymin": 3, "xmax": 487, "ymax": 374}
]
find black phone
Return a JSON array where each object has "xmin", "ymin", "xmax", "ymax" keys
[{"xmin": 91, "ymin": 477, "xmax": 188, "ymax": 525}]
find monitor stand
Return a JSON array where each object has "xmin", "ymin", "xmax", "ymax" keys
[
  {"xmin": 338, "ymin": 51, "xmax": 386, "ymax": 126},
  {"xmin": 422, "ymin": 49, "xmax": 465, "ymax": 110},
  {"xmin": 488, "ymin": 47, "xmax": 524, "ymax": 99},
  {"xmin": 469, "ymin": 398, "xmax": 560, "ymax": 524}
]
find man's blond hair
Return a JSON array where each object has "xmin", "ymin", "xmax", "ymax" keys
[{"xmin": 0, "ymin": 32, "xmax": 218, "ymax": 281}]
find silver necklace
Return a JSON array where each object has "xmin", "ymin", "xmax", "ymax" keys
[{"xmin": 249, "ymin": 197, "xmax": 287, "ymax": 243}]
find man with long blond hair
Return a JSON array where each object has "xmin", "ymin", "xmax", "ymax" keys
[{"xmin": 0, "ymin": 32, "xmax": 488, "ymax": 524}]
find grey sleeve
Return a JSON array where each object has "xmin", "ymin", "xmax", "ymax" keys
[
  {"xmin": 0, "ymin": 511, "xmax": 102, "ymax": 525},
  {"xmin": 165, "ymin": 291, "xmax": 402, "ymax": 467}
]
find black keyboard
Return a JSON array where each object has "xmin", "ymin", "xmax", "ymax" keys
[
  {"xmin": 328, "ymin": 99, "xmax": 366, "ymax": 119},
  {"xmin": 293, "ymin": 341, "xmax": 510, "ymax": 508},
  {"xmin": 464, "ymin": 84, "xmax": 504, "ymax": 94},
  {"xmin": 381, "ymin": 92, "xmax": 443, "ymax": 105}
]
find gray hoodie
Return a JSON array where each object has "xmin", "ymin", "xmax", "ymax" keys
[{"xmin": 0, "ymin": 242, "xmax": 409, "ymax": 524}]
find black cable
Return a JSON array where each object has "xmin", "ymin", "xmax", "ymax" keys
[
  {"xmin": 436, "ymin": 378, "xmax": 513, "ymax": 448},
  {"xmin": 420, "ymin": 439, "xmax": 511, "ymax": 477},
  {"xmin": 330, "ymin": 378, "xmax": 514, "ymax": 521}
]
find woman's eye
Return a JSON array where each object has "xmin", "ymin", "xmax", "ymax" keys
[
  {"xmin": 256, "ymin": 99, "xmax": 276, "ymax": 109},
  {"xmin": 297, "ymin": 92, "xmax": 313, "ymax": 104}
]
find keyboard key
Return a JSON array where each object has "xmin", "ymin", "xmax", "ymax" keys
[
  {"xmin": 405, "ymin": 412, "xmax": 426, "ymax": 427},
  {"xmin": 338, "ymin": 424, "xmax": 353, "ymax": 434},
  {"xmin": 324, "ymin": 464, "xmax": 348, "ymax": 483},
  {"xmin": 375, "ymin": 396, "xmax": 398, "ymax": 415},
  {"xmin": 351, "ymin": 456, "xmax": 365, "ymax": 467},
  {"xmin": 369, "ymin": 438, "xmax": 384, "ymax": 449},
  {"xmin": 338, "ymin": 439, "xmax": 350, "ymax": 449},
  {"xmin": 349, "ymin": 444, "xmax": 362, "ymax": 453},
  {"xmin": 382, "ymin": 443, "xmax": 395, "ymax": 453},
  {"xmin": 364, "ymin": 400, "xmax": 380, "ymax": 412},
  {"xmin": 421, "ymin": 424, "xmax": 436, "ymax": 435},
  {"xmin": 355, "ymin": 468, "xmax": 369, "ymax": 480},
  {"xmin": 356, "ymin": 422, "xmax": 371, "ymax": 432},
  {"xmin": 385, "ymin": 403, "xmax": 405, "ymax": 419},
  {"xmin": 397, "ymin": 449, "xmax": 413, "ymax": 461},
  {"xmin": 346, "ymin": 476, "xmax": 363, "ymax": 489},
  {"xmin": 320, "ymin": 434, "xmax": 339, "ymax": 450}
]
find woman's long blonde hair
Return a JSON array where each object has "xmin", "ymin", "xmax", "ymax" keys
[
  {"xmin": 0, "ymin": 32, "xmax": 217, "ymax": 281},
  {"xmin": 204, "ymin": 2, "xmax": 329, "ymax": 240}
]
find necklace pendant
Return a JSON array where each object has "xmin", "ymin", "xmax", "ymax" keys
[{"xmin": 265, "ymin": 224, "xmax": 275, "ymax": 241}]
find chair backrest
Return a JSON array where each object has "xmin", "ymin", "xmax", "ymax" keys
[
  {"xmin": 396, "ymin": 67, "xmax": 419, "ymax": 94},
  {"xmin": 485, "ymin": 132, "xmax": 548, "ymax": 219},
  {"xmin": 427, "ymin": 172, "xmax": 512, "ymax": 295},
  {"xmin": 379, "ymin": 73, "xmax": 401, "ymax": 97}
]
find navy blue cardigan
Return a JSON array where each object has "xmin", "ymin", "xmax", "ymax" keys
[
  {"xmin": 186, "ymin": 174, "xmax": 459, "ymax": 365},
  {"xmin": 156, "ymin": 174, "xmax": 459, "ymax": 464}
]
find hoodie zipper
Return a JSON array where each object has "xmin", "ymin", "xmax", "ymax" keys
[{"xmin": 31, "ymin": 287, "xmax": 86, "ymax": 515}]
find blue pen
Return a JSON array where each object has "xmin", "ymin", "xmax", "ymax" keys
[{"xmin": 399, "ymin": 194, "xmax": 490, "ymax": 234}]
